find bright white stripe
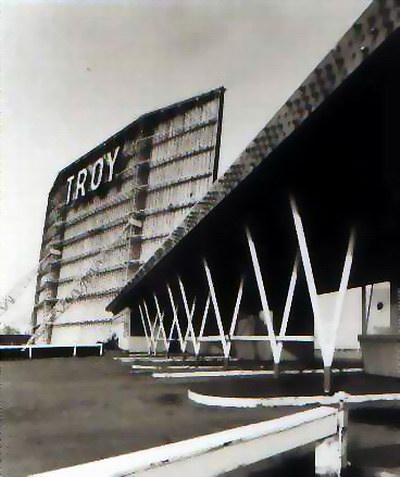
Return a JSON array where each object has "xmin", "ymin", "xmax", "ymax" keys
[
  {"xmin": 152, "ymin": 368, "xmax": 363, "ymax": 379},
  {"xmin": 188, "ymin": 390, "xmax": 400, "ymax": 408}
]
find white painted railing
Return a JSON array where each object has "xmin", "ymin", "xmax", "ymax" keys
[
  {"xmin": 29, "ymin": 406, "xmax": 346, "ymax": 477},
  {"xmin": 0, "ymin": 343, "xmax": 103, "ymax": 358}
]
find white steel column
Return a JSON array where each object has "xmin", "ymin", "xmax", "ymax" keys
[
  {"xmin": 153, "ymin": 293, "xmax": 169, "ymax": 354},
  {"xmin": 227, "ymin": 276, "xmax": 245, "ymax": 355},
  {"xmin": 203, "ymin": 259, "xmax": 230, "ymax": 358},
  {"xmin": 289, "ymin": 198, "xmax": 328, "ymax": 363},
  {"xmin": 325, "ymin": 229, "xmax": 356, "ymax": 367},
  {"xmin": 138, "ymin": 304, "xmax": 152, "ymax": 354},
  {"xmin": 143, "ymin": 299, "xmax": 159, "ymax": 356},
  {"xmin": 197, "ymin": 294, "xmax": 211, "ymax": 344},
  {"xmin": 245, "ymin": 227, "xmax": 279, "ymax": 368},
  {"xmin": 166, "ymin": 284, "xmax": 185, "ymax": 353},
  {"xmin": 177, "ymin": 277, "xmax": 199, "ymax": 356},
  {"xmin": 276, "ymin": 254, "xmax": 299, "ymax": 361}
]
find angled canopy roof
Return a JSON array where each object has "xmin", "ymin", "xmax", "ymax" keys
[{"xmin": 108, "ymin": 0, "xmax": 400, "ymax": 314}]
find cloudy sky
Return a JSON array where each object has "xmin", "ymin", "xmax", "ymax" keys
[{"xmin": 0, "ymin": 0, "xmax": 370, "ymax": 331}]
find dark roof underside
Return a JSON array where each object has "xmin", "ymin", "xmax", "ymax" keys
[{"xmin": 108, "ymin": 0, "xmax": 400, "ymax": 315}]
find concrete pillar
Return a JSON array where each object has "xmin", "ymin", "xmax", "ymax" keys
[
  {"xmin": 315, "ymin": 435, "xmax": 342, "ymax": 476},
  {"xmin": 315, "ymin": 396, "xmax": 348, "ymax": 476}
]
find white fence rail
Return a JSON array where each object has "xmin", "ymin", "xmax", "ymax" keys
[{"xmin": 30, "ymin": 406, "xmax": 346, "ymax": 477}]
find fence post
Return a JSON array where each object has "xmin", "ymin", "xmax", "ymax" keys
[{"xmin": 315, "ymin": 393, "xmax": 348, "ymax": 476}]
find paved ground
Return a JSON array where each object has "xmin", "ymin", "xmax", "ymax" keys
[
  {"xmin": 0, "ymin": 354, "xmax": 297, "ymax": 477},
  {"xmin": 2, "ymin": 354, "xmax": 400, "ymax": 477}
]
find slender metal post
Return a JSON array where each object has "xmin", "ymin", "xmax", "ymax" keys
[
  {"xmin": 153, "ymin": 293, "xmax": 169, "ymax": 355},
  {"xmin": 198, "ymin": 295, "xmax": 211, "ymax": 342},
  {"xmin": 290, "ymin": 197, "xmax": 328, "ymax": 361},
  {"xmin": 143, "ymin": 299, "xmax": 158, "ymax": 355},
  {"xmin": 139, "ymin": 305, "xmax": 152, "ymax": 354},
  {"xmin": 325, "ymin": 228, "xmax": 356, "ymax": 367},
  {"xmin": 166, "ymin": 284, "xmax": 185, "ymax": 354},
  {"xmin": 324, "ymin": 366, "xmax": 331, "ymax": 395},
  {"xmin": 139, "ymin": 304, "xmax": 153, "ymax": 354},
  {"xmin": 245, "ymin": 227, "xmax": 279, "ymax": 365},
  {"xmin": 277, "ymin": 254, "xmax": 299, "ymax": 362},
  {"xmin": 178, "ymin": 277, "xmax": 198, "ymax": 357},
  {"xmin": 203, "ymin": 259, "xmax": 230, "ymax": 358},
  {"xmin": 228, "ymin": 277, "xmax": 245, "ymax": 357}
]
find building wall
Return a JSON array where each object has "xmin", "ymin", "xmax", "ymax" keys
[{"xmin": 32, "ymin": 90, "xmax": 224, "ymax": 345}]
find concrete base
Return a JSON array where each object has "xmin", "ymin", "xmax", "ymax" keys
[{"xmin": 359, "ymin": 335, "xmax": 400, "ymax": 378}]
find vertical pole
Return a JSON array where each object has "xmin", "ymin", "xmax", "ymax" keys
[
  {"xmin": 138, "ymin": 304, "xmax": 152, "ymax": 354},
  {"xmin": 198, "ymin": 295, "xmax": 211, "ymax": 342},
  {"xmin": 290, "ymin": 198, "xmax": 327, "ymax": 357},
  {"xmin": 245, "ymin": 227, "xmax": 279, "ymax": 366},
  {"xmin": 166, "ymin": 284, "xmax": 185, "ymax": 354},
  {"xmin": 323, "ymin": 367, "xmax": 331, "ymax": 395},
  {"xmin": 325, "ymin": 228, "xmax": 356, "ymax": 367},
  {"xmin": 202, "ymin": 260, "xmax": 229, "ymax": 359},
  {"xmin": 178, "ymin": 277, "xmax": 198, "ymax": 357},
  {"xmin": 153, "ymin": 293, "xmax": 169, "ymax": 355},
  {"xmin": 143, "ymin": 300, "xmax": 157, "ymax": 356},
  {"xmin": 315, "ymin": 394, "xmax": 348, "ymax": 476},
  {"xmin": 277, "ymin": 254, "xmax": 299, "ymax": 362},
  {"xmin": 361, "ymin": 285, "xmax": 367, "ymax": 335},
  {"xmin": 228, "ymin": 277, "xmax": 245, "ymax": 338}
]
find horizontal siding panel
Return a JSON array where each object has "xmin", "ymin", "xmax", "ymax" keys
[
  {"xmin": 58, "ymin": 247, "xmax": 129, "ymax": 281},
  {"xmin": 64, "ymin": 201, "xmax": 133, "ymax": 240},
  {"xmin": 57, "ymin": 269, "xmax": 126, "ymax": 298},
  {"xmin": 61, "ymin": 224, "xmax": 127, "ymax": 260}
]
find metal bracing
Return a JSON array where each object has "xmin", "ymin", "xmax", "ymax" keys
[
  {"xmin": 184, "ymin": 299, "xmax": 198, "ymax": 352},
  {"xmin": 289, "ymin": 197, "xmax": 356, "ymax": 391},
  {"xmin": 143, "ymin": 299, "xmax": 165, "ymax": 355},
  {"xmin": 166, "ymin": 284, "xmax": 186, "ymax": 353},
  {"xmin": 289, "ymin": 198, "xmax": 329, "ymax": 362},
  {"xmin": 228, "ymin": 277, "xmax": 245, "ymax": 341},
  {"xmin": 276, "ymin": 254, "xmax": 299, "ymax": 361},
  {"xmin": 197, "ymin": 294, "xmax": 211, "ymax": 345},
  {"xmin": 177, "ymin": 277, "xmax": 199, "ymax": 355},
  {"xmin": 138, "ymin": 304, "xmax": 152, "ymax": 353},
  {"xmin": 325, "ymin": 229, "xmax": 356, "ymax": 366},
  {"xmin": 153, "ymin": 293, "xmax": 169, "ymax": 354},
  {"xmin": 139, "ymin": 303, "xmax": 153, "ymax": 353},
  {"xmin": 245, "ymin": 227, "xmax": 279, "ymax": 364},
  {"xmin": 202, "ymin": 259, "xmax": 230, "ymax": 358}
]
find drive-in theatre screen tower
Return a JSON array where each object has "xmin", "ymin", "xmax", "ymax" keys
[{"xmin": 32, "ymin": 88, "xmax": 224, "ymax": 347}]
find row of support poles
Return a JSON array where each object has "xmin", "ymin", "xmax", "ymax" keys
[{"xmin": 134, "ymin": 196, "xmax": 356, "ymax": 393}]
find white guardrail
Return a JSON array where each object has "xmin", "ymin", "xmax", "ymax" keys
[
  {"xmin": 29, "ymin": 406, "xmax": 346, "ymax": 477},
  {"xmin": 0, "ymin": 344, "xmax": 103, "ymax": 358}
]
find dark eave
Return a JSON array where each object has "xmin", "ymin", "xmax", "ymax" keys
[{"xmin": 108, "ymin": 0, "xmax": 400, "ymax": 314}]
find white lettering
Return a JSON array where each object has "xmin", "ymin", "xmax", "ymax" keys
[
  {"xmin": 74, "ymin": 168, "xmax": 87, "ymax": 199},
  {"xmin": 65, "ymin": 147, "xmax": 120, "ymax": 205},
  {"xmin": 66, "ymin": 175, "xmax": 75, "ymax": 204},
  {"xmin": 106, "ymin": 146, "xmax": 120, "ymax": 182},
  {"xmin": 90, "ymin": 158, "xmax": 104, "ymax": 191}
]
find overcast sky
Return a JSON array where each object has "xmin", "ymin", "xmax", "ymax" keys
[{"xmin": 0, "ymin": 0, "xmax": 370, "ymax": 331}]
